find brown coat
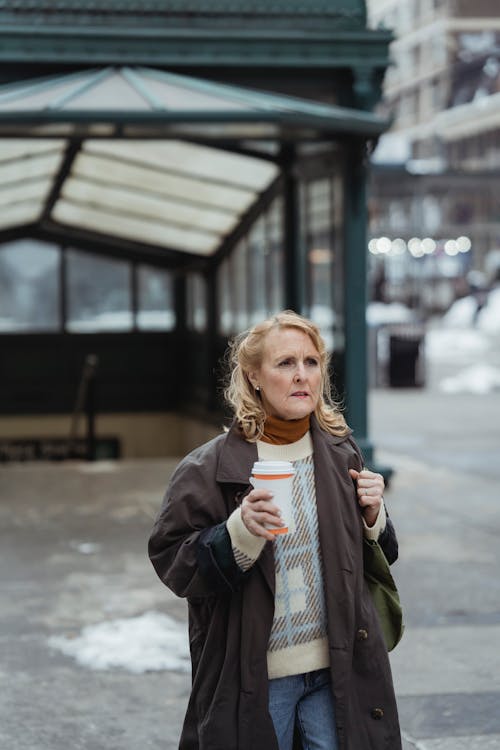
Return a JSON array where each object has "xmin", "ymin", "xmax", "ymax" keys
[{"xmin": 149, "ymin": 417, "xmax": 402, "ymax": 750}]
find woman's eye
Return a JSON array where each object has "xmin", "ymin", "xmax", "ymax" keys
[
  {"xmin": 306, "ymin": 358, "xmax": 319, "ymax": 367},
  {"xmin": 278, "ymin": 359, "xmax": 293, "ymax": 367}
]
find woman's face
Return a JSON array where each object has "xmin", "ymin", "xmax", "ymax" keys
[{"xmin": 249, "ymin": 327, "xmax": 322, "ymax": 421}]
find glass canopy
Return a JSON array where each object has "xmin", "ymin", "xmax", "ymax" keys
[{"xmin": 0, "ymin": 67, "xmax": 386, "ymax": 260}]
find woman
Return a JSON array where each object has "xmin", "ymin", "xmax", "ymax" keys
[{"xmin": 149, "ymin": 311, "xmax": 401, "ymax": 750}]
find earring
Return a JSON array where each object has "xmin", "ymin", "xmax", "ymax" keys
[{"xmin": 255, "ymin": 386, "xmax": 260, "ymax": 392}]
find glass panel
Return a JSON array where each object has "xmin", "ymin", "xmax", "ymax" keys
[
  {"xmin": 137, "ymin": 266, "xmax": 175, "ymax": 331},
  {"xmin": 0, "ymin": 151, "xmax": 63, "ymax": 183},
  {"xmin": 233, "ymin": 240, "xmax": 249, "ymax": 331},
  {"xmin": 66, "ymin": 249, "xmax": 132, "ymax": 332},
  {"xmin": 0, "ymin": 139, "xmax": 65, "ymax": 163},
  {"xmin": 248, "ymin": 218, "xmax": 268, "ymax": 324},
  {"xmin": 74, "ymin": 150, "xmax": 255, "ymax": 213},
  {"xmin": 53, "ymin": 200, "xmax": 220, "ymax": 255},
  {"xmin": 84, "ymin": 139, "xmax": 278, "ymax": 191},
  {"xmin": 137, "ymin": 74, "xmax": 248, "ymax": 112},
  {"xmin": 217, "ymin": 195, "xmax": 284, "ymax": 335},
  {"xmin": 309, "ymin": 178, "xmax": 331, "ymax": 231},
  {"xmin": 0, "ymin": 202, "xmax": 44, "ymax": 230},
  {"xmin": 267, "ymin": 196, "xmax": 285, "ymax": 315},
  {"xmin": 300, "ymin": 180, "xmax": 312, "ymax": 315},
  {"xmin": 186, "ymin": 273, "xmax": 207, "ymax": 332},
  {"xmin": 332, "ymin": 173, "xmax": 344, "ymax": 352},
  {"xmin": 0, "ymin": 178, "xmax": 53, "ymax": 208},
  {"xmin": 65, "ymin": 72, "xmax": 149, "ymax": 111},
  {"xmin": 217, "ymin": 258, "xmax": 234, "ymax": 335},
  {"xmin": 305, "ymin": 178, "xmax": 335, "ymax": 351},
  {"xmin": 0, "ymin": 239, "xmax": 60, "ymax": 332},
  {"xmin": 62, "ymin": 176, "xmax": 235, "ymax": 233},
  {"xmin": 0, "ymin": 76, "xmax": 89, "ymax": 112}
]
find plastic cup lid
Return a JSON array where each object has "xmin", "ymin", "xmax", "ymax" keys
[{"xmin": 251, "ymin": 460, "xmax": 295, "ymax": 475}]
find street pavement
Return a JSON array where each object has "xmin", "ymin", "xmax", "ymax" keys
[
  {"xmin": 1, "ymin": 371, "xmax": 499, "ymax": 748},
  {"xmin": 369, "ymin": 385, "xmax": 500, "ymax": 749}
]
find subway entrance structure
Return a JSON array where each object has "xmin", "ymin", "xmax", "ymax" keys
[{"xmin": 0, "ymin": 1, "xmax": 391, "ymax": 463}]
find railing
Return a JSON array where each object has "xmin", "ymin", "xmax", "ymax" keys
[{"xmin": 68, "ymin": 353, "xmax": 99, "ymax": 461}]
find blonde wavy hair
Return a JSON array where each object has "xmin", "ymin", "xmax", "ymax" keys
[{"xmin": 224, "ymin": 310, "xmax": 349, "ymax": 442}]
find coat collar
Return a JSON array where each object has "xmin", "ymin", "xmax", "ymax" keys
[
  {"xmin": 215, "ymin": 414, "xmax": 352, "ymax": 485},
  {"xmin": 215, "ymin": 420, "xmax": 258, "ymax": 485},
  {"xmin": 309, "ymin": 412, "xmax": 353, "ymax": 447}
]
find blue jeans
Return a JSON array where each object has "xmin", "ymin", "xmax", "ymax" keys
[{"xmin": 268, "ymin": 669, "xmax": 339, "ymax": 750}]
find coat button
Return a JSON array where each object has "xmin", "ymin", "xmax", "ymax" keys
[
  {"xmin": 356, "ymin": 628, "xmax": 368, "ymax": 641},
  {"xmin": 371, "ymin": 708, "xmax": 384, "ymax": 720}
]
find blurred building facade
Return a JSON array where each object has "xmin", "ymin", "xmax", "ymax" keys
[{"xmin": 367, "ymin": 0, "xmax": 500, "ymax": 314}]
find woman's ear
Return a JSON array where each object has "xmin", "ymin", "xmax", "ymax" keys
[{"xmin": 247, "ymin": 371, "xmax": 259, "ymax": 390}]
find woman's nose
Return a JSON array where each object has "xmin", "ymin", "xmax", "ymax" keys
[{"xmin": 294, "ymin": 364, "xmax": 306, "ymax": 381}]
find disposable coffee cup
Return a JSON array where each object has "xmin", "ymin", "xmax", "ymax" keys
[{"xmin": 249, "ymin": 460, "xmax": 295, "ymax": 535}]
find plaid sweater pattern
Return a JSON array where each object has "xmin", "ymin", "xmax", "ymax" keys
[{"xmin": 268, "ymin": 455, "xmax": 326, "ymax": 647}]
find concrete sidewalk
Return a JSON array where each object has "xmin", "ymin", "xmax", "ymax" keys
[
  {"xmin": 1, "ymin": 387, "xmax": 499, "ymax": 749},
  {"xmin": 370, "ymin": 387, "xmax": 500, "ymax": 749}
]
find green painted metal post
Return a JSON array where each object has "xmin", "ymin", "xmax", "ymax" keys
[
  {"xmin": 60, "ymin": 247, "xmax": 67, "ymax": 333},
  {"xmin": 343, "ymin": 138, "xmax": 373, "ymax": 465},
  {"xmin": 174, "ymin": 273, "xmax": 188, "ymax": 405},
  {"xmin": 282, "ymin": 146, "xmax": 303, "ymax": 314},
  {"xmin": 174, "ymin": 274, "xmax": 187, "ymax": 335},
  {"xmin": 206, "ymin": 267, "xmax": 219, "ymax": 412}
]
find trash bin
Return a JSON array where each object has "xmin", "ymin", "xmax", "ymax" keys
[{"xmin": 387, "ymin": 324, "xmax": 425, "ymax": 388}]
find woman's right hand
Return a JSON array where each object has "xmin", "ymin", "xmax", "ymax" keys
[{"xmin": 241, "ymin": 489, "xmax": 284, "ymax": 541}]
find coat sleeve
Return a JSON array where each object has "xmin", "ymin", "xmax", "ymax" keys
[
  {"xmin": 378, "ymin": 515, "xmax": 399, "ymax": 565},
  {"xmin": 148, "ymin": 445, "xmax": 248, "ymax": 598}
]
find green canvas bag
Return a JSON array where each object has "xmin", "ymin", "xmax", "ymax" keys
[{"xmin": 363, "ymin": 537, "xmax": 404, "ymax": 652}]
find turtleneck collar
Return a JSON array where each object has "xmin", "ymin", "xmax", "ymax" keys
[{"xmin": 260, "ymin": 414, "xmax": 311, "ymax": 445}]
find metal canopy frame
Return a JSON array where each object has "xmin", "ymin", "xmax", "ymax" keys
[
  {"xmin": 0, "ymin": 66, "xmax": 387, "ymax": 269},
  {"xmin": 0, "ymin": 66, "xmax": 387, "ymax": 136}
]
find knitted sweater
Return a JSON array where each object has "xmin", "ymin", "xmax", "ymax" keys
[{"xmin": 226, "ymin": 431, "xmax": 386, "ymax": 679}]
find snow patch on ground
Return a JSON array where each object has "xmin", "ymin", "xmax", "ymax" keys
[
  {"xmin": 68, "ymin": 540, "xmax": 101, "ymax": 555},
  {"xmin": 441, "ymin": 295, "xmax": 479, "ymax": 328},
  {"xmin": 441, "ymin": 287, "xmax": 500, "ymax": 333},
  {"xmin": 477, "ymin": 287, "xmax": 500, "ymax": 333},
  {"xmin": 439, "ymin": 364, "xmax": 500, "ymax": 395},
  {"xmin": 76, "ymin": 461, "xmax": 118, "ymax": 474},
  {"xmin": 367, "ymin": 302, "xmax": 416, "ymax": 326},
  {"xmin": 49, "ymin": 611, "xmax": 190, "ymax": 673},
  {"xmin": 425, "ymin": 328, "xmax": 490, "ymax": 363}
]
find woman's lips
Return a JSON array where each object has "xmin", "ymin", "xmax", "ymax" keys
[{"xmin": 291, "ymin": 392, "xmax": 309, "ymax": 398}]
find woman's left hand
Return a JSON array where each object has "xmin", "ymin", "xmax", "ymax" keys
[{"xmin": 348, "ymin": 468, "xmax": 384, "ymax": 528}]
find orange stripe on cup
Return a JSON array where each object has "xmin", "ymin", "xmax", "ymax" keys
[
  {"xmin": 268, "ymin": 526, "xmax": 288, "ymax": 535},
  {"xmin": 252, "ymin": 473, "xmax": 294, "ymax": 480}
]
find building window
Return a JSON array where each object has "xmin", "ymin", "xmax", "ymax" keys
[
  {"xmin": 399, "ymin": 0, "xmax": 417, "ymax": 32},
  {"xmin": 0, "ymin": 239, "xmax": 60, "ymax": 332},
  {"xmin": 186, "ymin": 272, "xmax": 207, "ymax": 332},
  {"xmin": 137, "ymin": 266, "xmax": 175, "ymax": 331},
  {"xmin": 432, "ymin": 42, "xmax": 447, "ymax": 70},
  {"xmin": 66, "ymin": 249, "xmax": 132, "ymax": 332}
]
